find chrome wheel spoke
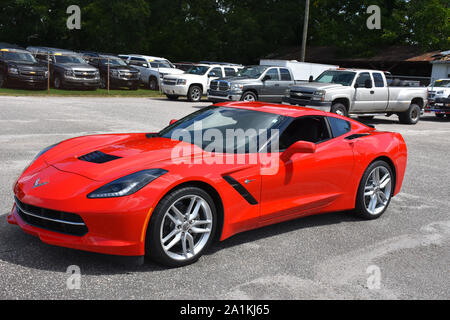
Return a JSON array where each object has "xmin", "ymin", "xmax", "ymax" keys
[
  {"xmin": 368, "ymin": 194, "xmax": 378, "ymax": 213},
  {"xmin": 364, "ymin": 166, "xmax": 392, "ymax": 215},
  {"xmin": 191, "ymin": 227, "xmax": 211, "ymax": 234},
  {"xmin": 380, "ymin": 175, "xmax": 391, "ymax": 189},
  {"xmin": 162, "ymin": 228, "xmax": 180, "ymax": 244},
  {"xmin": 170, "ymin": 205, "xmax": 185, "ymax": 222},
  {"xmin": 164, "ymin": 233, "xmax": 182, "ymax": 251}
]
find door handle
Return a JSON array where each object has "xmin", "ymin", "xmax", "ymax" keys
[
  {"xmin": 274, "ymin": 84, "xmax": 280, "ymax": 87},
  {"xmin": 370, "ymin": 91, "xmax": 375, "ymax": 94}
]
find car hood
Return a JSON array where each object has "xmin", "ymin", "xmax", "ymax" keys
[
  {"xmin": 217, "ymin": 77, "xmax": 259, "ymax": 84},
  {"xmin": 165, "ymin": 73, "xmax": 205, "ymax": 81},
  {"xmin": 6, "ymin": 61, "xmax": 47, "ymax": 71},
  {"xmin": 158, "ymin": 68, "xmax": 184, "ymax": 75},
  {"xmin": 57, "ymin": 63, "xmax": 98, "ymax": 71},
  {"xmin": 43, "ymin": 134, "xmax": 203, "ymax": 181},
  {"xmin": 290, "ymin": 83, "xmax": 344, "ymax": 91},
  {"xmin": 107, "ymin": 65, "xmax": 139, "ymax": 72}
]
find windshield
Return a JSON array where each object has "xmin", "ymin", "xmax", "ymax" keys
[
  {"xmin": 54, "ymin": 55, "xmax": 86, "ymax": 64},
  {"xmin": 236, "ymin": 66, "xmax": 268, "ymax": 79},
  {"xmin": 1, "ymin": 51, "xmax": 36, "ymax": 63},
  {"xmin": 316, "ymin": 70, "xmax": 356, "ymax": 86},
  {"xmin": 186, "ymin": 65, "xmax": 209, "ymax": 75},
  {"xmin": 150, "ymin": 60, "xmax": 174, "ymax": 69},
  {"xmin": 101, "ymin": 58, "xmax": 127, "ymax": 66},
  {"xmin": 431, "ymin": 80, "xmax": 450, "ymax": 88},
  {"xmin": 159, "ymin": 106, "xmax": 287, "ymax": 153}
]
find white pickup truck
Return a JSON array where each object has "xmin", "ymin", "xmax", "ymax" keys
[
  {"xmin": 161, "ymin": 63, "xmax": 243, "ymax": 102},
  {"xmin": 283, "ymin": 68, "xmax": 428, "ymax": 124}
]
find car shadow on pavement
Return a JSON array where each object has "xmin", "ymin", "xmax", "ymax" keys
[
  {"xmin": 206, "ymin": 211, "xmax": 362, "ymax": 255},
  {"xmin": 0, "ymin": 210, "xmax": 362, "ymax": 274},
  {"xmin": 418, "ymin": 116, "xmax": 450, "ymax": 122}
]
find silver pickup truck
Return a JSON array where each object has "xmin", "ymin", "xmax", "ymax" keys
[{"xmin": 283, "ymin": 69, "xmax": 428, "ymax": 124}]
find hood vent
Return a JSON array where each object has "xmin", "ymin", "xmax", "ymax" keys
[{"xmin": 78, "ymin": 151, "xmax": 122, "ymax": 164}]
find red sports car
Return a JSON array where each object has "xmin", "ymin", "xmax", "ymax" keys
[{"xmin": 8, "ymin": 102, "xmax": 407, "ymax": 267}]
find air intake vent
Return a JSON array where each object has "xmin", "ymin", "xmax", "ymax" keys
[{"xmin": 78, "ymin": 151, "xmax": 121, "ymax": 164}]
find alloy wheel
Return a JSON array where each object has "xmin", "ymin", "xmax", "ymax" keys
[
  {"xmin": 364, "ymin": 166, "xmax": 392, "ymax": 215},
  {"xmin": 160, "ymin": 195, "xmax": 213, "ymax": 261}
]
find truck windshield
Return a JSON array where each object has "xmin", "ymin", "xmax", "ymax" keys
[
  {"xmin": 150, "ymin": 60, "xmax": 174, "ymax": 69},
  {"xmin": 54, "ymin": 55, "xmax": 86, "ymax": 64},
  {"xmin": 101, "ymin": 58, "xmax": 127, "ymax": 66},
  {"xmin": 2, "ymin": 51, "xmax": 36, "ymax": 63},
  {"xmin": 186, "ymin": 66, "xmax": 209, "ymax": 75},
  {"xmin": 316, "ymin": 70, "xmax": 356, "ymax": 86},
  {"xmin": 236, "ymin": 66, "xmax": 267, "ymax": 79},
  {"xmin": 431, "ymin": 80, "xmax": 450, "ymax": 88}
]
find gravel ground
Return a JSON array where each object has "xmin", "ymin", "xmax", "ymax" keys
[{"xmin": 0, "ymin": 96, "xmax": 449, "ymax": 300}]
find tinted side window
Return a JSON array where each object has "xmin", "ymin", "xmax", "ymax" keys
[
  {"xmin": 328, "ymin": 117, "xmax": 351, "ymax": 138},
  {"xmin": 209, "ymin": 67, "xmax": 223, "ymax": 77},
  {"xmin": 280, "ymin": 68, "xmax": 292, "ymax": 81},
  {"xmin": 265, "ymin": 68, "xmax": 280, "ymax": 81},
  {"xmin": 356, "ymin": 72, "xmax": 371, "ymax": 87},
  {"xmin": 224, "ymin": 67, "xmax": 236, "ymax": 77},
  {"xmin": 372, "ymin": 73, "xmax": 385, "ymax": 87}
]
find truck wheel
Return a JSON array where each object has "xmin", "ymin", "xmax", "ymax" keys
[
  {"xmin": 53, "ymin": 74, "xmax": 63, "ymax": 89},
  {"xmin": 331, "ymin": 103, "xmax": 348, "ymax": 117},
  {"xmin": 241, "ymin": 91, "xmax": 257, "ymax": 102},
  {"xmin": 100, "ymin": 76, "xmax": 107, "ymax": 89},
  {"xmin": 398, "ymin": 104, "xmax": 421, "ymax": 125},
  {"xmin": 187, "ymin": 85, "xmax": 202, "ymax": 102},
  {"xmin": 166, "ymin": 94, "xmax": 179, "ymax": 101},
  {"xmin": 149, "ymin": 77, "xmax": 159, "ymax": 90}
]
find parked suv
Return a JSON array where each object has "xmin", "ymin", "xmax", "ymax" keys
[
  {"xmin": 0, "ymin": 44, "xmax": 48, "ymax": 89},
  {"xmin": 162, "ymin": 63, "xmax": 243, "ymax": 102},
  {"xmin": 118, "ymin": 54, "xmax": 184, "ymax": 90},
  {"xmin": 27, "ymin": 47, "xmax": 100, "ymax": 90},
  {"xmin": 428, "ymin": 79, "xmax": 450, "ymax": 105},
  {"xmin": 207, "ymin": 65, "xmax": 295, "ymax": 103},
  {"xmin": 81, "ymin": 52, "xmax": 140, "ymax": 90}
]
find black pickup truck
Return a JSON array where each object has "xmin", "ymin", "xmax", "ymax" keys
[{"xmin": 0, "ymin": 44, "xmax": 48, "ymax": 89}]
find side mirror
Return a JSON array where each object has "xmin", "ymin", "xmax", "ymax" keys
[
  {"xmin": 364, "ymin": 79, "xmax": 372, "ymax": 89},
  {"xmin": 281, "ymin": 140, "xmax": 316, "ymax": 161},
  {"xmin": 142, "ymin": 63, "xmax": 149, "ymax": 68},
  {"xmin": 354, "ymin": 83, "xmax": 359, "ymax": 89},
  {"xmin": 309, "ymin": 75, "xmax": 314, "ymax": 82},
  {"xmin": 262, "ymin": 75, "xmax": 270, "ymax": 82},
  {"xmin": 169, "ymin": 119, "xmax": 178, "ymax": 125}
]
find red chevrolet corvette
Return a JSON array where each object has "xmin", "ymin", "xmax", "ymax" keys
[{"xmin": 8, "ymin": 102, "xmax": 407, "ymax": 267}]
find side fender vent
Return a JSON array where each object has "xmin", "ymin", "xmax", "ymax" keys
[
  {"xmin": 345, "ymin": 133, "xmax": 371, "ymax": 140},
  {"xmin": 78, "ymin": 151, "xmax": 122, "ymax": 164}
]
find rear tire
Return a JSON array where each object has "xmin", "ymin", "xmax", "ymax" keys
[
  {"xmin": 355, "ymin": 160, "xmax": 394, "ymax": 220},
  {"xmin": 398, "ymin": 103, "xmax": 421, "ymax": 124},
  {"xmin": 187, "ymin": 85, "xmax": 202, "ymax": 102},
  {"xmin": 331, "ymin": 103, "xmax": 348, "ymax": 117},
  {"xmin": 146, "ymin": 187, "xmax": 217, "ymax": 267}
]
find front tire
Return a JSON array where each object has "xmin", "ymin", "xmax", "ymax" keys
[
  {"xmin": 149, "ymin": 77, "xmax": 159, "ymax": 90},
  {"xmin": 331, "ymin": 103, "xmax": 348, "ymax": 117},
  {"xmin": 146, "ymin": 187, "xmax": 217, "ymax": 267},
  {"xmin": 0, "ymin": 72, "xmax": 6, "ymax": 88},
  {"xmin": 187, "ymin": 85, "xmax": 202, "ymax": 102},
  {"xmin": 355, "ymin": 160, "xmax": 394, "ymax": 220},
  {"xmin": 398, "ymin": 103, "xmax": 421, "ymax": 124},
  {"xmin": 53, "ymin": 74, "xmax": 63, "ymax": 89},
  {"xmin": 241, "ymin": 91, "xmax": 257, "ymax": 102}
]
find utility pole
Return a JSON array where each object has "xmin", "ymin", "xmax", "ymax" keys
[{"xmin": 300, "ymin": 0, "xmax": 310, "ymax": 62}]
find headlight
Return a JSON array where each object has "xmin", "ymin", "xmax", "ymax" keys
[
  {"xmin": 8, "ymin": 67, "xmax": 19, "ymax": 74},
  {"xmin": 231, "ymin": 83, "xmax": 243, "ymax": 90},
  {"xmin": 176, "ymin": 79, "xmax": 187, "ymax": 85},
  {"xmin": 110, "ymin": 70, "xmax": 119, "ymax": 77},
  {"xmin": 44, "ymin": 71, "xmax": 49, "ymax": 77},
  {"xmin": 65, "ymin": 70, "xmax": 74, "ymax": 77},
  {"xmin": 312, "ymin": 90, "xmax": 326, "ymax": 101},
  {"xmin": 87, "ymin": 169, "xmax": 168, "ymax": 199},
  {"xmin": 160, "ymin": 73, "xmax": 167, "ymax": 79}
]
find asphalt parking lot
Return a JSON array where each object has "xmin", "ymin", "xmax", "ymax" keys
[{"xmin": 0, "ymin": 96, "xmax": 449, "ymax": 300}]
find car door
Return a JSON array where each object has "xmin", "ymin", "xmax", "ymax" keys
[
  {"xmin": 206, "ymin": 67, "xmax": 223, "ymax": 91},
  {"xmin": 278, "ymin": 68, "xmax": 295, "ymax": 101},
  {"xmin": 352, "ymin": 72, "xmax": 374, "ymax": 112},
  {"xmin": 260, "ymin": 68, "xmax": 281, "ymax": 102},
  {"xmin": 260, "ymin": 116, "xmax": 355, "ymax": 222},
  {"xmin": 371, "ymin": 72, "xmax": 389, "ymax": 111},
  {"xmin": 129, "ymin": 57, "xmax": 149, "ymax": 82}
]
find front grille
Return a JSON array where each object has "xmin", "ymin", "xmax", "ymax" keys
[
  {"xmin": 163, "ymin": 79, "xmax": 177, "ymax": 86},
  {"xmin": 210, "ymin": 80, "xmax": 230, "ymax": 91},
  {"xmin": 119, "ymin": 72, "xmax": 139, "ymax": 80},
  {"xmin": 74, "ymin": 71, "xmax": 96, "ymax": 79},
  {"xmin": 209, "ymin": 90, "xmax": 228, "ymax": 97},
  {"xmin": 78, "ymin": 150, "xmax": 122, "ymax": 164},
  {"xmin": 19, "ymin": 70, "xmax": 45, "ymax": 77},
  {"xmin": 15, "ymin": 197, "xmax": 88, "ymax": 236}
]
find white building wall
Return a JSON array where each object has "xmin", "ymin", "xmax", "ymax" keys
[{"xmin": 431, "ymin": 63, "xmax": 450, "ymax": 82}]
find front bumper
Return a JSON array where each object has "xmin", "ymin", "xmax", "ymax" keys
[
  {"xmin": 8, "ymin": 165, "xmax": 156, "ymax": 257},
  {"xmin": 207, "ymin": 89, "xmax": 242, "ymax": 102},
  {"xmin": 282, "ymin": 96, "xmax": 332, "ymax": 110},
  {"xmin": 62, "ymin": 77, "xmax": 100, "ymax": 88},
  {"xmin": 7, "ymin": 74, "xmax": 47, "ymax": 88},
  {"xmin": 109, "ymin": 77, "xmax": 140, "ymax": 88},
  {"xmin": 161, "ymin": 84, "xmax": 189, "ymax": 96}
]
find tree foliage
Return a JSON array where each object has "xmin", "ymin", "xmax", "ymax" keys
[{"xmin": 0, "ymin": 0, "xmax": 448, "ymax": 64}]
